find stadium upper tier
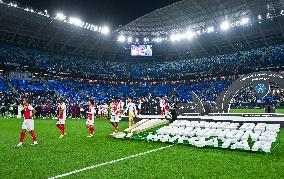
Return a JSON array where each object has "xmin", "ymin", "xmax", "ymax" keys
[{"xmin": 0, "ymin": 43, "xmax": 283, "ymax": 80}]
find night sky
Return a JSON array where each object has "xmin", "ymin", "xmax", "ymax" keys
[{"xmin": 16, "ymin": 0, "xmax": 181, "ymax": 29}]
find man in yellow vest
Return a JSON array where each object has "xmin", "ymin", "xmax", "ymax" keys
[{"xmin": 9, "ymin": 103, "xmax": 14, "ymax": 118}]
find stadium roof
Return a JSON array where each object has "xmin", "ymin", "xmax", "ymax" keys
[
  {"xmin": 117, "ymin": 0, "xmax": 284, "ymax": 36},
  {"xmin": 0, "ymin": 0, "xmax": 283, "ymax": 58}
]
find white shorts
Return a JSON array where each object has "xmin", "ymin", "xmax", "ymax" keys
[
  {"xmin": 103, "ymin": 110, "xmax": 108, "ymax": 115},
  {"xmin": 110, "ymin": 115, "xmax": 119, "ymax": 123},
  {"xmin": 56, "ymin": 119, "xmax": 65, "ymax": 125},
  {"xmin": 86, "ymin": 119, "xmax": 94, "ymax": 126},
  {"xmin": 22, "ymin": 119, "xmax": 34, "ymax": 131}
]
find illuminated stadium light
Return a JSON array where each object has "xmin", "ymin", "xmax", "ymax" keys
[
  {"xmin": 127, "ymin": 37, "xmax": 133, "ymax": 43},
  {"xmin": 170, "ymin": 34, "xmax": 177, "ymax": 41},
  {"xmin": 136, "ymin": 38, "xmax": 139, "ymax": 43},
  {"xmin": 186, "ymin": 30, "xmax": 194, "ymax": 40},
  {"xmin": 0, "ymin": 0, "xmax": 3, "ymax": 3},
  {"xmin": 241, "ymin": 17, "xmax": 249, "ymax": 25},
  {"xmin": 69, "ymin": 17, "xmax": 83, "ymax": 26},
  {"xmin": 220, "ymin": 21, "xmax": 230, "ymax": 31},
  {"xmin": 101, "ymin": 26, "xmax": 110, "ymax": 34},
  {"xmin": 56, "ymin": 12, "xmax": 66, "ymax": 20},
  {"xmin": 8, "ymin": 3, "xmax": 18, "ymax": 7},
  {"xmin": 144, "ymin": 38, "xmax": 150, "ymax": 42},
  {"xmin": 207, "ymin": 26, "xmax": 214, "ymax": 33},
  {"xmin": 156, "ymin": 37, "xmax": 162, "ymax": 42},
  {"xmin": 281, "ymin": 10, "xmax": 284, "ymax": 15},
  {"xmin": 117, "ymin": 35, "xmax": 126, "ymax": 42}
]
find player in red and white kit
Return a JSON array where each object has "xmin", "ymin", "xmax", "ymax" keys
[
  {"xmin": 160, "ymin": 98, "xmax": 165, "ymax": 116},
  {"xmin": 86, "ymin": 100, "xmax": 96, "ymax": 138},
  {"xmin": 110, "ymin": 99, "xmax": 120, "ymax": 134},
  {"xmin": 138, "ymin": 98, "xmax": 143, "ymax": 115},
  {"xmin": 15, "ymin": 98, "xmax": 38, "ymax": 148},
  {"xmin": 118, "ymin": 99, "xmax": 125, "ymax": 115},
  {"xmin": 57, "ymin": 99, "xmax": 67, "ymax": 139},
  {"xmin": 164, "ymin": 100, "xmax": 170, "ymax": 116}
]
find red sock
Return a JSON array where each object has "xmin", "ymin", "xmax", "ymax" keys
[
  {"xmin": 20, "ymin": 131, "xmax": 26, "ymax": 142},
  {"xmin": 89, "ymin": 126, "xmax": 94, "ymax": 135},
  {"xmin": 56, "ymin": 124, "xmax": 61, "ymax": 131},
  {"xmin": 61, "ymin": 125, "xmax": 65, "ymax": 134},
  {"xmin": 29, "ymin": 131, "xmax": 37, "ymax": 141}
]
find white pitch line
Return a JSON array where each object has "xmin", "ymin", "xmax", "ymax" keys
[{"xmin": 48, "ymin": 145, "xmax": 174, "ymax": 179}]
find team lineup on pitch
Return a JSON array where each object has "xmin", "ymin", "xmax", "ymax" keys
[{"xmin": 14, "ymin": 97, "xmax": 141, "ymax": 148}]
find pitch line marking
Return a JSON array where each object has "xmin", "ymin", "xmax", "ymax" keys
[{"xmin": 48, "ymin": 144, "xmax": 174, "ymax": 179}]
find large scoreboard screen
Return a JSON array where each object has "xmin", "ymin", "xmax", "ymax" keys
[{"xmin": 131, "ymin": 45, "xmax": 152, "ymax": 56}]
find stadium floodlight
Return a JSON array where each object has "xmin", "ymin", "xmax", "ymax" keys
[
  {"xmin": 258, "ymin": 15, "xmax": 262, "ymax": 20},
  {"xmin": 69, "ymin": 17, "xmax": 83, "ymax": 26},
  {"xmin": 207, "ymin": 26, "xmax": 214, "ymax": 33},
  {"xmin": 127, "ymin": 37, "xmax": 133, "ymax": 43},
  {"xmin": 186, "ymin": 30, "xmax": 194, "ymax": 40},
  {"xmin": 117, "ymin": 35, "xmax": 126, "ymax": 42},
  {"xmin": 144, "ymin": 37, "xmax": 150, "ymax": 42},
  {"xmin": 241, "ymin": 17, "xmax": 249, "ymax": 25},
  {"xmin": 220, "ymin": 21, "xmax": 230, "ymax": 31},
  {"xmin": 170, "ymin": 34, "xmax": 176, "ymax": 41},
  {"xmin": 0, "ymin": 0, "xmax": 3, "ymax": 3},
  {"xmin": 101, "ymin": 26, "xmax": 110, "ymax": 34},
  {"xmin": 56, "ymin": 12, "xmax": 66, "ymax": 20},
  {"xmin": 281, "ymin": 10, "xmax": 284, "ymax": 15}
]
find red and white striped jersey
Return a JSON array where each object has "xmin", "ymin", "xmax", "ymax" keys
[
  {"xmin": 88, "ymin": 106, "xmax": 96, "ymax": 121},
  {"xmin": 112, "ymin": 102, "xmax": 119, "ymax": 115},
  {"xmin": 24, "ymin": 104, "xmax": 34, "ymax": 120},
  {"xmin": 58, "ymin": 103, "xmax": 66, "ymax": 120}
]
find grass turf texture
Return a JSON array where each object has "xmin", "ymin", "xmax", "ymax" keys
[{"xmin": 0, "ymin": 118, "xmax": 283, "ymax": 178}]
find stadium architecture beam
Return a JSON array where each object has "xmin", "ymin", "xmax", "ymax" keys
[
  {"xmin": 44, "ymin": 28, "xmax": 61, "ymax": 51},
  {"xmin": 276, "ymin": 18, "xmax": 284, "ymax": 39},
  {"xmin": 240, "ymin": 30, "xmax": 252, "ymax": 49},
  {"xmin": 27, "ymin": 25, "xmax": 45, "ymax": 47}
]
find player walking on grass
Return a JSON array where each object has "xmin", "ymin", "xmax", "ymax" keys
[
  {"xmin": 86, "ymin": 100, "xmax": 96, "ymax": 138},
  {"xmin": 110, "ymin": 99, "xmax": 120, "ymax": 134},
  {"xmin": 57, "ymin": 99, "xmax": 66, "ymax": 139},
  {"xmin": 124, "ymin": 98, "xmax": 137, "ymax": 128},
  {"xmin": 15, "ymin": 98, "xmax": 38, "ymax": 148}
]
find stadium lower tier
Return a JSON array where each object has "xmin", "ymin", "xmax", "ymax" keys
[{"xmin": 0, "ymin": 77, "xmax": 283, "ymax": 116}]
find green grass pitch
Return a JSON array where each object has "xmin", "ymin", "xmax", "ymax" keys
[{"xmin": 0, "ymin": 117, "xmax": 283, "ymax": 178}]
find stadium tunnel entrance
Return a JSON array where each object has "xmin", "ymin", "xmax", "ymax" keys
[{"xmin": 211, "ymin": 71, "xmax": 284, "ymax": 113}]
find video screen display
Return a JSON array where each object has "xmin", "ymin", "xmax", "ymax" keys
[{"xmin": 131, "ymin": 45, "xmax": 152, "ymax": 56}]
